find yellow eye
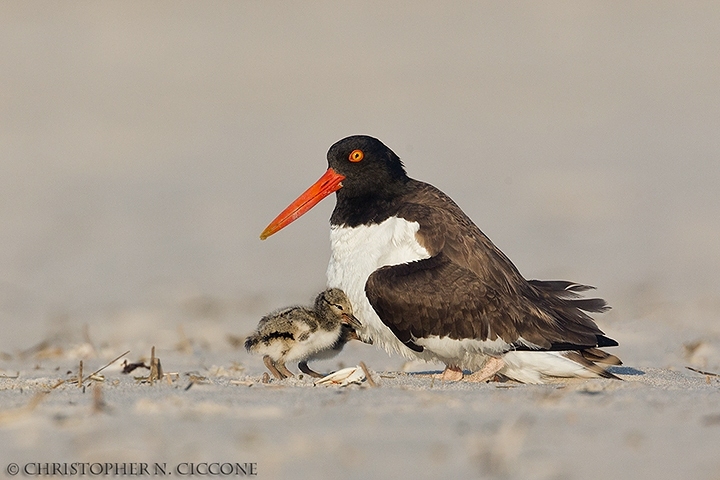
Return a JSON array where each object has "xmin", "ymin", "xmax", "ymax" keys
[{"xmin": 349, "ymin": 149, "xmax": 364, "ymax": 162}]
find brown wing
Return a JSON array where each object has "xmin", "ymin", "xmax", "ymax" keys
[
  {"xmin": 365, "ymin": 253, "xmax": 522, "ymax": 352},
  {"xmin": 366, "ymin": 252, "xmax": 612, "ymax": 353},
  {"xmin": 398, "ymin": 181, "xmax": 531, "ymax": 296},
  {"xmin": 367, "ymin": 181, "xmax": 615, "ymax": 352}
]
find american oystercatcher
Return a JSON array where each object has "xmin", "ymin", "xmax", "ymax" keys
[
  {"xmin": 260, "ymin": 135, "xmax": 620, "ymax": 383},
  {"xmin": 245, "ymin": 288, "xmax": 362, "ymax": 379}
]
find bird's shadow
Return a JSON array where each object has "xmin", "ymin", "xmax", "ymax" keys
[
  {"xmin": 406, "ymin": 366, "xmax": 646, "ymax": 378},
  {"xmin": 608, "ymin": 366, "xmax": 645, "ymax": 376},
  {"xmin": 406, "ymin": 370, "xmax": 471, "ymax": 376}
]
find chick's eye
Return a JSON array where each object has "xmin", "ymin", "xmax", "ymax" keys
[{"xmin": 349, "ymin": 149, "xmax": 364, "ymax": 162}]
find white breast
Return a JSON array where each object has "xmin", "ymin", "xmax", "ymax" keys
[{"xmin": 326, "ymin": 217, "xmax": 431, "ymax": 358}]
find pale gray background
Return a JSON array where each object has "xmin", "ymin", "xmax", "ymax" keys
[
  {"xmin": 2, "ymin": 2, "xmax": 719, "ymax": 364},
  {"xmin": 1, "ymin": 4, "xmax": 720, "ymax": 478}
]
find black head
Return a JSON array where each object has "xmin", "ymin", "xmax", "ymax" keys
[
  {"xmin": 326, "ymin": 135, "xmax": 409, "ymax": 201},
  {"xmin": 260, "ymin": 135, "xmax": 410, "ymax": 239}
]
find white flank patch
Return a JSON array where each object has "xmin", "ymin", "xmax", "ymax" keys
[
  {"xmin": 327, "ymin": 218, "xmax": 430, "ymax": 357},
  {"xmin": 414, "ymin": 336, "xmax": 511, "ymax": 363},
  {"xmin": 501, "ymin": 351, "xmax": 603, "ymax": 384}
]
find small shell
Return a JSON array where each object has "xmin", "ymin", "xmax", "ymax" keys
[{"xmin": 314, "ymin": 366, "xmax": 366, "ymax": 386}]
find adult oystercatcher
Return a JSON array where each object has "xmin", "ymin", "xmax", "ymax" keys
[
  {"xmin": 245, "ymin": 288, "xmax": 362, "ymax": 379},
  {"xmin": 260, "ymin": 135, "xmax": 620, "ymax": 383}
]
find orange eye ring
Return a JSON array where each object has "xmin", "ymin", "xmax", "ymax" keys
[{"xmin": 349, "ymin": 149, "xmax": 364, "ymax": 162}]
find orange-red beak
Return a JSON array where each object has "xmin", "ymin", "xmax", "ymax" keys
[{"xmin": 260, "ymin": 168, "xmax": 345, "ymax": 240}]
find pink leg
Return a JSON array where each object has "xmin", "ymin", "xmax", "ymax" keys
[
  {"xmin": 465, "ymin": 357, "xmax": 505, "ymax": 383},
  {"xmin": 437, "ymin": 365, "xmax": 464, "ymax": 382},
  {"xmin": 263, "ymin": 356, "xmax": 286, "ymax": 379},
  {"xmin": 277, "ymin": 362, "xmax": 295, "ymax": 379}
]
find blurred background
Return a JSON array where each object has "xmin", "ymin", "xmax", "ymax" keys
[{"xmin": 1, "ymin": 2, "xmax": 719, "ymax": 370}]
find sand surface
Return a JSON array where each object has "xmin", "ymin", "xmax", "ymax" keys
[{"xmin": 2, "ymin": 2, "xmax": 720, "ymax": 479}]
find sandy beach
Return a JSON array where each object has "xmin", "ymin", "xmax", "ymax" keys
[{"xmin": 2, "ymin": 2, "xmax": 720, "ymax": 479}]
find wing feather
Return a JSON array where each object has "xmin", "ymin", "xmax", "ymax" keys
[{"xmin": 364, "ymin": 180, "xmax": 615, "ymax": 354}]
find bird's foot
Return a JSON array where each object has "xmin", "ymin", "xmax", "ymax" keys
[
  {"xmin": 263, "ymin": 356, "xmax": 293, "ymax": 380},
  {"xmin": 298, "ymin": 361, "xmax": 325, "ymax": 378},
  {"xmin": 436, "ymin": 365, "xmax": 464, "ymax": 382},
  {"xmin": 277, "ymin": 362, "xmax": 295, "ymax": 379},
  {"xmin": 465, "ymin": 357, "xmax": 505, "ymax": 383}
]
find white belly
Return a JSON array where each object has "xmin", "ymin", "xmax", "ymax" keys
[{"xmin": 326, "ymin": 218, "xmax": 432, "ymax": 358}]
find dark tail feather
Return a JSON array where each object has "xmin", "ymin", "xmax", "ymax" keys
[
  {"xmin": 528, "ymin": 280, "xmax": 596, "ymax": 295},
  {"xmin": 595, "ymin": 335, "xmax": 619, "ymax": 348},
  {"xmin": 571, "ymin": 297, "xmax": 611, "ymax": 313},
  {"xmin": 581, "ymin": 347, "xmax": 622, "ymax": 365},
  {"xmin": 564, "ymin": 350, "xmax": 622, "ymax": 380},
  {"xmin": 528, "ymin": 279, "xmax": 610, "ymax": 313},
  {"xmin": 524, "ymin": 277, "xmax": 617, "ymax": 352}
]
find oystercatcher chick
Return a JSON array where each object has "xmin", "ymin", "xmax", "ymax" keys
[
  {"xmin": 245, "ymin": 288, "xmax": 362, "ymax": 379},
  {"xmin": 260, "ymin": 135, "xmax": 621, "ymax": 383}
]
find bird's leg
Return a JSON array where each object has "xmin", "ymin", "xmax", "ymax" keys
[
  {"xmin": 276, "ymin": 361, "xmax": 295, "ymax": 379},
  {"xmin": 437, "ymin": 365, "xmax": 464, "ymax": 382},
  {"xmin": 298, "ymin": 361, "xmax": 325, "ymax": 378},
  {"xmin": 465, "ymin": 357, "xmax": 505, "ymax": 383},
  {"xmin": 263, "ymin": 356, "xmax": 286, "ymax": 380}
]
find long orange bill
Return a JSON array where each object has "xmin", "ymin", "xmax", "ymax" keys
[{"xmin": 260, "ymin": 168, "xmax": 345, "ymax": 240}]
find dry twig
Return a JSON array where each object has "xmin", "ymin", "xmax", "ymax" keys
[
  {"xmin": 148, "ymin": 346, "xmax": 163, "ymax": 384},
  {"xmin": 68, "ymin": 350, "xmax": 130, "ymax": 387},
  {"xmin": 686, "ymin": 366, "xmax": 720, "ymax": 377},
  {"xmin": 359, "ymin": 362, "xmax": 377, "ymax": 387}
]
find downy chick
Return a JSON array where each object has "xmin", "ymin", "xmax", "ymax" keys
[{"xmin": 245, "ymin": 288, "xmax": 361, "ymax": 379}]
